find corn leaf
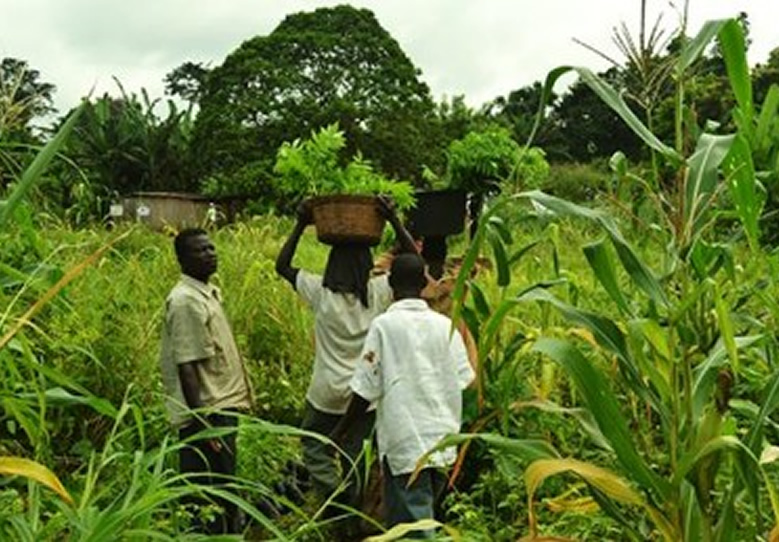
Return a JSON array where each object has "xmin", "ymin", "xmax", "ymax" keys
[
  {"xmin": 583, "ymin": 239, "xmax": 632, "ymax": 315},
  {"xmin": 521, "ymin": 289, "xmax": 664, "ymax": 419},
  {"xmin": 520, "ymin": 190, "xmax": 668, "ymax": 308},
  {"xmin": 532, "ymin": 338, "xmax": 669, "ymax": 499},
  {"xmin": 723, "ymin": 134, "xmax": 760, "ymax": 251},
  {"xmin": 525, "ymin": 458, "xmax": 644, "ymax": 506},
  {"xmin": 684, "ymin": 134, "xmax": 736, "ymax": 247},
  {"xmin": 691, "ymin": 336, "xmax": 762, "ymax": 420},
  {"xmin": 718, "ymin": 19, "xmax": 753, "ymax": 128},
  {"xmin": 0, "ymin": 457, "xmax": 73, "ymax": 505},
  {"xmin": 674, "ymin": 435, "xmax": 758, "ymax": 485},
  {"xmin": 677, "ymin": 20, "xmax": 727, "ymax": 75},
  {"xmin": 364, "ymin": 519, "xmax": 458, "ymax": 542},
  {"xmin": 487, "ymin": 229, "xmax": 511, "ymax": 287}
]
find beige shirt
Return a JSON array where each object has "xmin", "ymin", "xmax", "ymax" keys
[
  {"xmin": 159, "ymin": 274, "xmax": 252, "ymax": 427},
  {"xmin": 296, "ymin": 270, "xmax": 393, "ymax": 414}
]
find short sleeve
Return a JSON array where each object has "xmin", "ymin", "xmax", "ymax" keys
[
  {"xmin": 450, "ymin": 328, "xmax": 475, "ymax": 390},
  {"xmin": 350, "ymin": 324, "xmax": 383, "ymax": 402},
  {"xmin": 167, "ymin": 295, "xmax": 214, "ymax": 364},
  {"xmin": 295, "ymin": 270, "xmax": 323, "ymax": 310}
]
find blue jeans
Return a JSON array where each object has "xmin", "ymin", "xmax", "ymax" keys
[{"xmin": 382, "ymin": 457, "xmax": 447, "ymax": 539}]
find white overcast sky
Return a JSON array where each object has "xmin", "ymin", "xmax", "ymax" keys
[{"xmin": 1, "ymin": 0, "xmax": 776, "ymax": 116}]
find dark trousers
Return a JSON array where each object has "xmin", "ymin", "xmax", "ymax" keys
[
  {"xmin": 179, "ymin": 412, "xmax": 240, "ymax": 534},
  {"xmin": 300, "ymin": 400, "xmax": 375, "ymax": 509},
  {"xmin": 382, "ymin": 457, "xmax": 447, "ymax": 539}
]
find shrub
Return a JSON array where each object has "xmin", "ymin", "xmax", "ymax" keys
[{"xmin": 541, "ymin": 161, "xmax": 609, "ymax": 201}]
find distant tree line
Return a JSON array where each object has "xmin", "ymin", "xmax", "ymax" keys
[{"xmin": 1, "ymin": 5, "xmax": 777, "ymax": 220}]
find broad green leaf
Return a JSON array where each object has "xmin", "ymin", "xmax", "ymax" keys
[
  {"xmin": 583, "ymin": 239, "xmax": 631, "ymax": 315},
  {"xmin": 627, "ymin": 319, "xmax": 673, "ymax": 405},
  {"xmin": 718, "ymin": 19, "xmax": 753, "ymax": 127},
  {"xmin": 0, "ymin": 457, "xmax": 73, "ymax": 505},
  {"xmin": 677, "ymin": 20, "xmax": 728, "ymax": 75},
  {"xmin": 417, "ymin": 433, "xmax": 559, "ymax": 467},
  {"xmin": 723, "ymin": 134, "xmax": 760, "ymax": 250},
  {"xmin": 521, "ymin": 190, "xmax": 668, "ymax": 307},
  {"xmin": 532, "ymin": 338, "xmax": 669, "ymax": 499},
  {"xmin": 713, "ymin": 281, "xmax": 739, "ymax": 375},
  {"xmin": 487, "ymin": 229, "xmax": 511, "ymax": 287},
  {"xmin": 451, "ymin": 197, "xmax": 510, "ymax": 326},
  {"xmin": 525, "ymin": 66, "xmax": 573, "ymax": 148},
  {"xmin": 691, "ymin": 336, "xmax": 762, "ymax": 420},
  {"xmin": 524, "ymin": 66, "xmax": 677, "ymax": 161},
  {"xmin": 16, "ymin": 387, "xmax": 118, "ymax": 418},
  {"xmin": 682, "ymin": 481, "xmax": 704, "ymax": 542},
  {"xmin": 480, "ymin": 298, "xmax": 519, "ymax": 356},
  {"xmin": 520, "ymin": 289, "xmax": 662, "ymax": 415},
  {"xmin": 755, "ymin": 85, "xmax": 779, "ymax": 153},
  {"xmin": 576, "ymin": 68, "xmax": 678, "ymax": 161},
  {"xmin": 469, "ymin": 281, "xmax": 491, "ymax": 320},
  {"xmin": 684, "ymin": 133, "xmax": 735, "ymax": 246},
  {"xmin": 746, "ymin": 369, "xmax": 779, "ymax": 451},
  {"xmin": 509, "ymin": 239, "xmax": 541, "ymax": 266},
  {"xmin": 674, "ymin": 435, "xmax": 758, "ymax": 485},
  {"xmin": 487, "ymin": 215, "xmax": 512, "ymax": 245}
]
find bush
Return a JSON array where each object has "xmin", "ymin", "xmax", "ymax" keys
[{"xmin": 541, "ymin": 161, "xmax": 609, "ymax": 202}]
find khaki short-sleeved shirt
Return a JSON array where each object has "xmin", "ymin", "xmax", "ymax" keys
[{"xmin": 160, "ymin": 274, "xmax": 252, "ymax": 427}]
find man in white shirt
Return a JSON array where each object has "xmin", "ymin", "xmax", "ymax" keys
[{"xmin": 334, "ymin": 253, "xmax": 474, "ymax": 538}]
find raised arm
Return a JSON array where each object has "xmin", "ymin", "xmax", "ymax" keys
[
  {"xmin": 378, "ymin": 196, "xmax": 418, "ymax": 255},
  {"xmin": 275, "ymin": 203, "xmax": 313, "ymax": 286}
]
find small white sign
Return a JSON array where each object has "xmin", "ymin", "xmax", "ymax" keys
[{"xmin": 109, "ymin": 204, "xmax": 124, "ymax": 217}]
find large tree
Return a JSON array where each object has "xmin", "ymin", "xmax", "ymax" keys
[
  {"xmin": 1, "ymin": 58, "xmax": 56, "ymax": 188},
  {"xmin": 0, "ymin": 57, "xmax": 55, "ymax": 139},
  {"xmin": 190, "ymin": 5, "xmax": 439, "ymax": 201}
]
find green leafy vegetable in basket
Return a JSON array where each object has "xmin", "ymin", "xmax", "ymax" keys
[{"xmin": 274, "ymin": 123, "xmax": 416, "ymax": 210}]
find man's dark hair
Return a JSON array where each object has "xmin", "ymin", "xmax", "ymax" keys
[
  {"xmin": 174, "ymin": 228, "xmax": 207, "ymax": 264},
  {"xmin": 389, "ymin": 252, "xmax": 427, "ymax": 293}
]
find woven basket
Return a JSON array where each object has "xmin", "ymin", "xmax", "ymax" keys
[{"xmin": 309, "ymin": 195, "xmax": 385, "ymax": 245}]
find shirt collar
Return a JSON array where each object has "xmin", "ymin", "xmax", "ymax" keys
[
  {"xmin": 387, "ymin": 298, "xmax": 428, "ymax": 312},
  {"xmin": 180, "ymin": 273, "xmax": 220, "ymax": 300}
]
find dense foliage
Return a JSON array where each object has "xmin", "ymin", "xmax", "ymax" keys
[
  {"xmin": 191, "ymin": 5, "xmax": 441, "ymax": 203},
  {"xmin": 2, "ymin": 3, "xmax": 779, "ymax": 541}
]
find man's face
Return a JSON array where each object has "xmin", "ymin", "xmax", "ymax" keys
[{"xmin": 183, "ymin": 234, "xmax": 217, "ymax": 279}]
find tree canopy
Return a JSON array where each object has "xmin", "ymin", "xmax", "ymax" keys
[{"xmin": 190, "ymin": 5, "xmax": 441, "ymax": 201}]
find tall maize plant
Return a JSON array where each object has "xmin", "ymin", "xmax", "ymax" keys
[{"xmin": 449, "ymin": 16, "xmax": 779, "ymax": 541}]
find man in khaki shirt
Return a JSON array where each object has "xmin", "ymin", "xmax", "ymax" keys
[{"xmin": 160, "ymin": 228, "xmax": 252, "ymax": 534}]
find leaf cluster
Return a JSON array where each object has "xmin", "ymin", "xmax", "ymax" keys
[
  {"xmin": 447, "ymin": 126, "xmax": 522, "ymax": 194},
  {"xmin": 273, "ymin": 123, "xmax": 415, "ymax": 210}
]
